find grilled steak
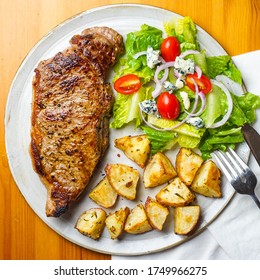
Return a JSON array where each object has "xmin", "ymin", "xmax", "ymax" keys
[{"xmin": 30, "ymin": 27, "xmax": 124, "ymax": 217}]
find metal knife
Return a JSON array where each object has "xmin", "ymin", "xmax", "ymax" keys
[{"xmin": 242, "ymin": 123, "xmax": 260, "ymax": 167}]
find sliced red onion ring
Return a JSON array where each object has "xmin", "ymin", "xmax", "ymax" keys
[
  {"xmin": 186, "ymin": 78, "xmax": 200, "ymax": 110},
  {"xmin": 209, "ymin": 80, "xmax": 233, "ymax": 128},
  {"xmin": 154, "ymin": 62, "xmax": 170, "ymax": 84},
  {"xmin": 154, "ymin": 61, "xmax": 175, "ymax": 82},
  {"xmin": 162, "ymin": 61, "xmax": 176, "ymax": 69},
  {"xmin": 195, "ymin": 92, "xmax": 206, "ymax": 115},
  {"xmin": 185, "ymin": 92, "xmax": 206, "ymax": 117},
  {"xmin": 159, "ymin": 56, "xmax": 166, "ymax": 64},
  {"xmin": 179, "ymin": 50, "xmax": 200, "ymax": 59},
  {"xmin": 174, "ymin": 69, "xmax": 179, "ymax": 78},
  {"xmin": 152, "ymin": 60, "xmax": 175, "ymax": 98},
  {"xmin": 195, "ymin": 65, "xmax": 202, "ymax": 78},
  {"xmin": 139, "ymin": 106, "xmax": 188, "ymax": 131},
  {"xmin": 139, "ymin": 107, "xmax": 167, "ymax": 131},
  {"xmin": 152, "ymin": 83, "xmax": 163, "ymax": 99},
  {"xmin": 132, "ymin": 51, "xmax": 147, "ymax": 59},
  {"xmin": 215, "ymin": 75, "xmax": 244, "ymax": 96}
]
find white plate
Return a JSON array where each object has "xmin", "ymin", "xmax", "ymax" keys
[{"xmin": 4, "ymin": 4, "xmax": 249, "ymax": 255}]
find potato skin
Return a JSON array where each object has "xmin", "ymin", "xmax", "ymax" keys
[
  {"xmin": 174, "ymin": 206, "xmax": 200, "ymax": 235},
  {"xmin": 89, "ymin": 176, "xmax": 118, "ymax": 208},
  {"xmin": 105, "ymin": 163, "xmax": 139, "ymax": 200},
  {"xmin": 105, "ymin": 207, "xmax": 130, "ymax": 239},
  {"xmin": 176, "ymin": 148, "xmax": 203, "ymax": 186},
  {"xmin": 156, "ymin": 177, "xmax": 195, "ymax": 207},
  {"xmin": 143, "ymin": 152, "xmax": 177, "ymax": 188},
  {"xmin": 124, "ymin": 204, "xmax": 153, "ymax": 234},
  {"xmin": 114, "ymin": 135, "xmax": 150, "ymax": 168},
  {"xmin": 75, "ymin": 208, "xmax": 107, "ymax": 240},
  {"xmin": 191, "ymin": 160, "xmax": 222, "ymax": 198},
  {"xmin": 145, "ymin": 196, "xmax": 169, "ymax": 230}
]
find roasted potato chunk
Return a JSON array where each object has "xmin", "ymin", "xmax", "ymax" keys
[
  {"xmin": 145, "ymin": 196, "xmax": 169, "ymax": 230},
  {"xmin": 174, "ymin": 205, "xmax": 200, "ymax": 235},
  {"xmin": 105, "ymin": 207, "xmax": 130, "ymax": 239},
  {"xmin": 114, "ymin": 134, "xmax": 150, "ymax": 168},
  {"xmin": 191, "ymin": 160, "xmax": 222, "ymax": 197},
  {"xmin": 105, "ymin": 163, "xmax": 139, "ymax": 200},
  {"xmin": 143, "ymin": 152, "xmax": 177, "ymax": 188},
  {"xmin": 156, "ymin": 177, "xmax": 195, "ymax": 207},
  {"xmin": 124, "ymin": 204, "xmax": 153, "ymax": 234},
  {"xmin": 89, "ymin": 176, "xmax": 118, "ymax": 208},
  {"xmin": 176, "ymin": 148, "xmax": 203, "ymax": 186},
  {"xmin": 75, "ymin": 208, "xmax": 106, "ymax": 240}
]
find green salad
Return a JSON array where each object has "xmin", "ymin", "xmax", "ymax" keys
[{"xmin": 110, "ymin": 16, "xmax": 260, "ymax": 159}]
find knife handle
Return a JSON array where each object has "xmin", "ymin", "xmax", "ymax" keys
[{"xmin": 242, "ymin": 123, "xmax": 260, "ymax": 167}]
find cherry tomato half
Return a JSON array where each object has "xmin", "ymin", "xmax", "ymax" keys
[
  {"xmin": 114, "ymin": 74, "xmax": 141, "ymax": 94},
  {"xmin": 157, "ymin": 92, "xmax": 180, "ymax": 120},
  {"xmin": 186, "ymin": 73, "xmax": 212, "ymax": 94},
  {"xmin": 160, "ymin": 36, "xmax": 181, "ymax": 62}
]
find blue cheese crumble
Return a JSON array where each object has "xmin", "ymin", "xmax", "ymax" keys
[
  {"xmin": 186, "ymin": 117, "xmax": 204, "ymax": 128},
  {"xmin": 146, "ymin": 46, "xmax": 160, "ymax": 69},
  {"xmin": 163, "ymin": 81, "xmax": 178, "ymax": 92},
  {"xmin": 174, "ymin": 57, "xmax": 195, "ymax": 75},
  {"xmin": 163, "ymin": 79, "xmax": 185, "ymax": 92},
  {"xmin": 139, "ymin": 99, "xmax": 160, "ymax": 117}
]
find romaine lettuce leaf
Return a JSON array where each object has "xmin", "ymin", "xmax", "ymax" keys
[
  {"xmin": 126, "ymin": 24, "xmax": 163, "ymax": 55},
  {"xmin": 110, "ymin": 86, "xmax": 153, "ymax": 129},
  {"xmin": 175, "ymin": 17, "xmax": 199, "ymax": 48},
  {"xmin": 163, "ymin": 17, "xmax": 176, "ymax": 37},
  {"xmin": 234, "ymin": 92, "xmax": 260, "ymax": 123},
  {"xmin": 177, "ymin": 133, "xmax": 201, "ymax": 148},
  {"xmin": 141, "ymin": 123, "xmax": 203, "ymax": 154},
  {"xmin": 141, "ymin": 126, "xmax": 178, "ymax": 154},
  {"xmin": 225, "ymin": 92, "xmax": 260, "ymax": 127},
  {"xmin": 193, "ymin": 50, "xmax": 208, "ymax": 74},
  {"xmin": 200, "ymin": 84, "xmax": 227, "ymax": 128},
  {"xmin": 147, "ymin": 115, "xmax": 205, "ymax": 138},
  {"xmin": 113, "ymin": 24, "xmax": 163, "ymax": 83},
  {"xmin": 223, "ymin": 60, "xmax": 242, "ymax": 84},
  {"xmin": 141, "ymin": 115, "xmax": 205, "ymax": 154},
  {"xmin": 206, "ymin": 55, "xmax": 242, "ymax": 84},
  {"xmin": 199, "ymin": 128, "xmax": 244, "ymax": 160},
  {"xmin": 163, "ymin": 16, "xmax": 200, "ymax": 51},
  {"xmin": 199, "ymin": 92, "xmax": 260, "ymax": 159}
]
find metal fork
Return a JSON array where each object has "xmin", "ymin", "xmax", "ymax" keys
[{"xmin": 212, "ymin": 148, "xmax": 260, "ymax": 209}]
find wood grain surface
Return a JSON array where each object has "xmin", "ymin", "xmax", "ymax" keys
[{"xmin": 1, "ymin": 0, "xmax": 260, "ymax": 260}]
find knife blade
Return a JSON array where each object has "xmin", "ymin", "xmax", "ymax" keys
[{"xmin": 242, "ymin": 123, "xmax": 260, "ymax": 167}]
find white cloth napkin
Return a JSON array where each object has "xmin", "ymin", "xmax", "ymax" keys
[{"xmin": 113, "ymin": 50, "xmax": 260, "ymax": 260}]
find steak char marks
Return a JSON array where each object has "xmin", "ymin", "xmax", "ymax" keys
[{"xmin": 30, "ymin": 27, "xmax": 124, "ymax": 217}]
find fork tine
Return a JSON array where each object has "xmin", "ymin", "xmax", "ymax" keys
[
  {"xmin": 227, "ymin": 147, "xmax": 248, "ymax": 171},
  {"xmin": 225, "ymin": 149, "xmax": 245, "ymax": 175},
  {"xmin": 213, "ymin": 149, "xmax": 260, "ymax": 210},
  {"xmin": 212, "ymin": 151, "xmax": 233, "ymax": 182}
]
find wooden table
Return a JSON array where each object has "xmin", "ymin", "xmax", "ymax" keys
[{"xmin": 1, "ymin": 0, "xmax": 259, "ymax": 260}]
